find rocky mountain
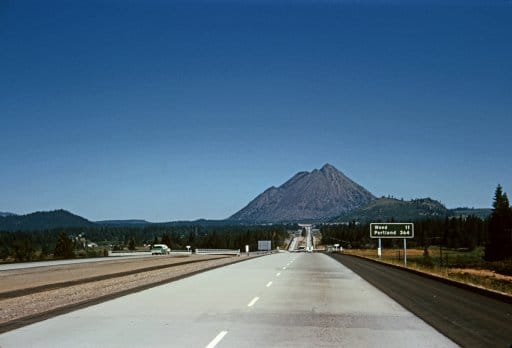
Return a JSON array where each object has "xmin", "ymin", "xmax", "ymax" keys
[
  {"xmin": 229, "ymin": 164, "xmax": 376, "ymax": 223},
  {"xmin": 334, "ymin": 197, "xmax": 449, "ymax": 223},
  {"xmin": 0, "ymin": 209, "xmax": 95, "ymax": 231}
]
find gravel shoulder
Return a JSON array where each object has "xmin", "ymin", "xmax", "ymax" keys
[{"xmin": 0, "ymin": 255, "xmax": 224, "ymax": 294}]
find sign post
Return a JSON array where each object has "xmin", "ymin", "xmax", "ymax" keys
[
  {"xmin": 370, "ymin": 223, "xmax": 414, "ymax": 266},
  {"xmin": 403, "ymin": 238, "xmax": 407, "ymax": 266}
]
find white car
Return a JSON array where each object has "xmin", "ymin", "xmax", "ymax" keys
[{"xmin": 151, "ymin": 244, "xmax": 171, "ymax": 255}]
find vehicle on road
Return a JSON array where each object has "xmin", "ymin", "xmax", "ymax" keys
[{"xmin": 151, "ymin": 244, "xmax": 171, "ymax": 255}]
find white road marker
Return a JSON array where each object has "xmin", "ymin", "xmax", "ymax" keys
[
  {"xmin": 276, "ymin": 272, "xmax": 281, "ymax": 277},
  {"xmin": 247, "ymin": 296, "xmax": 260, "ymax": 307},
  {"xmin": 282, "ymin": 266, "xmax": 287, "ymax": 270},
  {"xmin": 205, "ymin": 330, "xmax": 228, "ymax": 348},
  {"xmin": 266, "ymin": 281, "xmax": 273, "ymax": 287}
]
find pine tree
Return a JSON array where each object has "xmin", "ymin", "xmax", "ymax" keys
[
  {"xmin": 53, "ymin": 232, "xmax": 75, "ymax": 259},
  {"xmin": 128, "ymin": 237, "xmax": 136, "ymax": 251},
  {"xmin": 485, "ymin": 185, "xmax": 512, "ymax": 261},
  {"xmin": 161, "ymin": 234, "xmax": 172, "ymax": 248}
]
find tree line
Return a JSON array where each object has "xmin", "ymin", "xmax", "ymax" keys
[
  {"xmin": 2, "ymin": 186, "xmax": 511, "ymax": 263},
  {"xmin": 321, "ymin": 185, "xmax": 512, "ymax": 262},
  {"xmin": 0, "ymin": 224, "xmax": 291, "ymax": 262}
]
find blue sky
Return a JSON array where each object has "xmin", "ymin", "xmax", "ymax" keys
[{"xmin": 1, "ymin": 0, "xmax": 511, "ymax": 221}]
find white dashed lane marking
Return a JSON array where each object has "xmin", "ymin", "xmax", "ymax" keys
[
  {"xmin": 205, "ymin": 331, "xmax": 228, "ymax": 348},
  {"xmin": 247, "ymin": 297, "xmax": 260, "ymax": 307}
]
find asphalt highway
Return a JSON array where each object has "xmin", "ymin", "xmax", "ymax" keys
[
  {"xmin": 329, "ymin": 253, "xmax": 512, "ymax": 347},
  {"xmin": 0, "ymin": 253, "xmax": 455, "ymax": 347}
]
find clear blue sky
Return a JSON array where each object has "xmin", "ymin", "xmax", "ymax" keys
[{"xmin": 1, "ymin": 1, "xmax": 511, "ymax": 221}]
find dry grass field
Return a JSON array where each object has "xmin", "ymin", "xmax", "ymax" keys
[{"xmin": 343, "ymin": 247, "xmax": 512, "ymax": 296}]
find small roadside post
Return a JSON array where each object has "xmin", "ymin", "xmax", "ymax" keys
[
  {"xmin": 370, "ymin": 223, "xmax": 414, "ymax": 266},
  {"xmin": 186, "ymin": 245, "xmax": 191, "ymax": 254},
  {"xmin": 404, "ymin": 238, "xmax": 407, "ymax": 266}
]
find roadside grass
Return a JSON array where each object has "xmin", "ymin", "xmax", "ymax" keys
[{"xmin": 343, "ymin": 247, "xmax": 512, "ymax": 296}]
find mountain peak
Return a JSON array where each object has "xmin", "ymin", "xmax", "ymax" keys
[
  {"xmin": 229, "ymin": 165, "xmax": 375, "ymax": 223},
  {"xmin": 320, "ymin": 163, "xmax": 337, "ymax": 172}
]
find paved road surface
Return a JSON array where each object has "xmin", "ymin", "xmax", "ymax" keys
[
  {"xmin": 330, "ymin": 253, "xmax": 512, "ymax": 347},
  {"xmin": 0, "ymin": 253, "xmax": 455, "ymax": 347}
]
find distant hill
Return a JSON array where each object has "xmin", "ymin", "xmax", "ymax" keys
[
  {"xmin": 0, "ymin": 209, "xmax": 95, "ymax": 231},
  {"xmin": 0, "ymin": 212, "xmax": 16, "ymax": 218},
  {"xmin": 334, "ymin": 197, "xmax": 449, "ymax": 223},
  {"xmin": 449, "ymin": 207, "xmax": 492, "ymax": 220},
  {"xmin": 95, "ymin": 219, "xmax": 152, "ymax": 227},
  {"xmin": 229, "ymin": 164, "xmax": 375, "ymax": 223}
]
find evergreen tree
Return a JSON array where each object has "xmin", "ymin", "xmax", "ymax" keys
[
  {"xmin": 53, "ymin": 232, "xmax": 75, "ymax": 259},
  {"xmin": 128, "ymin": 237, "xmax": 136, "ymax": 250},
  {"xmin": 485, "ymin": 185, "xmax": 512, "ymax": 261},
  {"xmin": 161, "ymin": 234, "xmax": 172, "ymax": 248},
  {"xmin": 0, "ymin": 244, "xmax": 10, "ymax": 261}
]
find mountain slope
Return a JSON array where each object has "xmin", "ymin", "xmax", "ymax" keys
[
  {"xmin": 334, "ymin": 197, "xmax": 449, "ymax": 222},
  {"xmin": 0, "ymin": 209, "xmax": 95, "ymax": 231},
  {"xmin": 229, "ymin": 164, "xmax": 375, "ymax": 223}
]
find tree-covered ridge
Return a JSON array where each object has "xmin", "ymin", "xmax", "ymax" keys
[
  {"xmin": 0, "ymin": 209, "xmax": 94, "ymax": 231},
  {"xmin": 334, "ymin": 197, "xmax": 449, "ymax": 223},
  {"xmin": 0, "ymin": 223, "xmax": 291, "ymax": 262}
]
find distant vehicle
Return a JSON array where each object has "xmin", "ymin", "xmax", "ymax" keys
[{"xmin": 151, "ymin": 244, "xmax": 170, "ymax": 255}]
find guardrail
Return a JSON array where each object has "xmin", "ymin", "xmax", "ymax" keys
[
  {"xmin": 169, "ymin": 251, "xmax": 192, "ymax": 256},
  {"xmin": 108, "ymin": 251, "xmax": 152, "ymax": 257},
  {"xmin": 195, "ymin": 249, "xmax": 240, "ymax": 256}
]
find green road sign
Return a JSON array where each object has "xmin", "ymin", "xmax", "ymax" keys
[{"xmin": 370, "ymin": 223, "xmax": 414, "ymax": 239}]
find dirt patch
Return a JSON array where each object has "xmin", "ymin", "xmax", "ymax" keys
[{"xmin": 450, "ymin": 268, "xmax": 512, "ymax": 282}]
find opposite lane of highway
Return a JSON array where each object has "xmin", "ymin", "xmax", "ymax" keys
[
  {"xmin": 0, "ymin": 253, "xmax": 455, "ymax": 347},
  {"xmin": 0, "ymin": 255, "xmax": 154, "ymax": 271}
]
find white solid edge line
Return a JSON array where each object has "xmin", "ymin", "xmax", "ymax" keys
[
  {"xmin": 205, "ymin": 331, "xmax": 228, "ymax": 348},
  {"xmin": 247, "ymin": 296, "xmax": 260, "ymax": 307},
  {"xmin": 266, "ymin": 281, "xmax": 272, "ymax": 287}
]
